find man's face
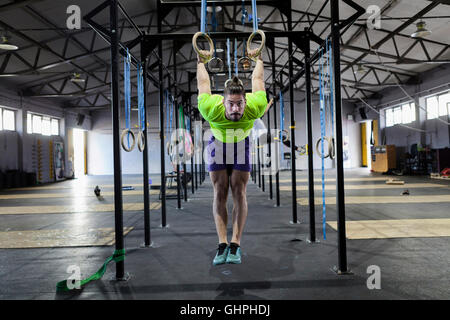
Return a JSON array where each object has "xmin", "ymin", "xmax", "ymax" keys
[{"xmin": 224, "ymin": 94, "xmax": 246, "ymax": 122}]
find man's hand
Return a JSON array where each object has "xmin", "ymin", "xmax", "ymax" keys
[
  {"xmin": 264, "ymin": 98, "xmax": 273, "ymax": 115},
  {"xmin": 197, "ymin": 50, "xmax": 212, "ymax": 64},
  {"xmin": 247, "ymin": 48, "xmax": 262, "ymax": 61}
]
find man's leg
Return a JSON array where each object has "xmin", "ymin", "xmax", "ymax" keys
[
  {"xmin": 210, "ymin": 170, "xmax": 229, "ymax": 244},
  {"xmin": 229, "ymin": 170, "xmax": 250, "ymax": 245}
]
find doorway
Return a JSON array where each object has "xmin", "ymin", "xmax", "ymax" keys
[{"xmin": 73, "ymin": 128, "xmax": 86, "ymax": 178}]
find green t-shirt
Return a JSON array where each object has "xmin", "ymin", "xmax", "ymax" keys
[{"xmin": 197, "ymin": 91, "xmax": 268, "ymax": 143}]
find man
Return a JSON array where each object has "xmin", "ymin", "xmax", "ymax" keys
[{"xmin": 196, "ymin": 47, "xmax": 271, "ymax": 265}]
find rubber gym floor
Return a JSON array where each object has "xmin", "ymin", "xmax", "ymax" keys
[{"xmin": 0, "ymin": 168, "xmax": 449, "ymax": 300}]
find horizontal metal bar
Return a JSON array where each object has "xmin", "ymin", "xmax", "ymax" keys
[
  {"xmin": 160, "ymin": 0, "xmax": 279, "ymax": 7},
  {"xmin": 145, "ymin": 30, "xmax": 307, "ymax": 41}
]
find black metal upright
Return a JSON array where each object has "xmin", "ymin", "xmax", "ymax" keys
[
  {"xmin": 304, "ymin": 34, "xmax": 316, "ymax": 242},
  {"xmin": 271, "ymin": 43, "xmax": 280, "ymax": 207},
  {"xmin": 141, "ymin": 47, "xmax": 151, "ymax": 247},
  {"xmin": 267, "ymin": 97, "xmax": 273, "ymax": 200},
  {"xmin": 288, "ymin": 7, "xmax": 298, "ymax": 224},
  {"xmin": 331, "ymin": 0, "xmax": 349, "ymax": 273},
  {"xmin": 157, "ymin": 1, "xmax": 167, "ymax": 227},
  {"xmin": 110, "ymin": 0, "xmax": 124, "ymax": 279},
  {"xmin": 173, "ymin": 43, "xmax": 182, "ymax": 209},
  {"xmin": 257, "ymin": 138, "xmax": 261, "ymax": 188}
]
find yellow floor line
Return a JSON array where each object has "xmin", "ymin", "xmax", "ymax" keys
[
  {"xmin": 297, "ymin": 195, "xmax": 450, "ymax": 205},
  {"xmin": 279, "ymin": 177, "xmax": 392, "ymax": 183},
  {"xmin": 7, "ymin": 183, "xmax": 157, "ymax": 191},
  {"xmin": 280, "ymin": 183, "xmax": 449, "ymax": 191},
  {"xmin": 327, "ymin": 219, "xmax": 450, "ymax": 239},
  {"xmin": 0, "ymin": 189, "xmax": 178, "ymax": 200},
  {"xmin": 0, "ymin": 227, "xmax": 134, "ymax": 249},
  {"xmin": 0, "ymin": 202, "xmax": 162, "ymax": 215}
]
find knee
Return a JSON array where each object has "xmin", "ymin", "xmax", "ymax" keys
[
  {"xmin": 231, "ymin": 184, "xmax": 247, "ymax": 199},
  {"xmin": 214, "ymin": 186, "xmax": 228, "ymax": 202}
]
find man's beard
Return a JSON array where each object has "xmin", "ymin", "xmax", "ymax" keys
[{"xmin": 227, "ymin": 112, "xmax": 242, "ymax": 122}]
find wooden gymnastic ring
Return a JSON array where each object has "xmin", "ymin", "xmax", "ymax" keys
[
  {"xmin": 121, "ymin": 129, "xmax": 136, "ymax": 152},
  {"xmin": 137, "ymin": 131, "xmax": 146, "ymax": 152},
  {"xmin": 207, "ymin": 57, "xmax": 224, "ymax": 72},
  {"xmin": 238, "ymin": 56, "xmax": 252, "ymax": 72},
  {"xmin": 315, "ymin": 137, "xmax": 334, "ymax": 159},
  {"xmin": 192, "ymin": 32, "xmax": 214, "ymax": 63},
  {"xmin": 246, "ymin": 30, "xmax": 266, "ymax": 61}
]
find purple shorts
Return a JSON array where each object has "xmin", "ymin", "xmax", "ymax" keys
[{"xmin": 206, "ymin": 135, "xmax": 251, "ymax": 174}]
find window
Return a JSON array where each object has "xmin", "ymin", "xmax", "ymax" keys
[
  {"xmin": 51, "ymin": 119, "xmax": 59, "ymax": 136},
  {"xmin": 42, "ymin": 117, "xmax": 51, "ymax": 136},
  {"xmin": 385, "ymin": 108, "xmax": 393, "ymax": 127},
  {"xmin": 426, "ymin": 96, "xmax": 438, "ymax": 119},
  {"xmin": 384, "ymin": 102, "xmax": 416, "ymax": 127},
  {"xmin": 32, "ymin": 115, "xmax": 42, "ymax": 134},
  {"xmin": 0, "ymin": 107, "xmax": 15, "ymax": 131},
  {"xmin": 427, "ymin": 91, "xmax": 450, "ymax": 119},
  {"xmin": 27, "ymin": 112, "xmax": 60, "ymax": 136},
  {"xmin": 438, "ymin": 92, "xmax": 450, "ymax": 116}
]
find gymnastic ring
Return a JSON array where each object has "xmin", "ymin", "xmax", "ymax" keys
[
  {"xmin": 121, "ymin": 129, "xmax": 136, "ymax": 152},
  {"xmin": 281, "ymin": 129, "xmax": 289, "ymax": 142},
  {"xmin": 207, "ymin": 57, "xmax": 224, "ymax": 73},
  {"xmin": 224, "ymin": 78, "xmax": 244, "ymax": 88},
  {"xmin": 238, "ymin": 57, "xmax": 252, "ymax": 72},
  {"xmin": 137, "ymin": 131, "xmax": 145, "ymax": 152},
  {"xmin": 329, "ymin": 137, "xmax": 336, "ymax": 160},
  {"xmin": 246, "ymin": 30, "xmax": 266, "ymax": 62},
  {"xmin": 315, "ymin": 137, "xmax": 334, "ymax": 159},
  {"xmin": 192, "ymin": 32, "xmax": 214, "ymax": 63}
]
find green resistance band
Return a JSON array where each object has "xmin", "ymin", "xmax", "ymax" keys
[{"xmin": 56, "ymin": 249, "xmax": 125, "ymax": 292}]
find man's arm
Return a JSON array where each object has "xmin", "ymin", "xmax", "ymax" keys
[
  {"xmin": 264, "ymin": 98, "xmax": 273, "ymax": 116},
  {"xmin": 251, "ymin": 52, "xmax": 265, "ymax": 93},
  {"xmin": 197, "ymin": 51, "xmax": 211, "ymax": 96}
]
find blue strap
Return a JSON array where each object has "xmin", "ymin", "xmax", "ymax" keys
[
  {"xmin": 234, "ymin": 38, "xmax": 238, "ymax": 76},
  {"xmin": 319, "ymin": 47, "xmax": 326, "ymax": 240},
  {"xmin": 137, "ymin": 63, "xmax": 145, "ymax": 131},
  {"xmin": 328, "ymin": 39, "xmax": 334, "ymax": 136},
  {"xmin": 124, "ymin": 49, "xmax": 132, "ymax": 148},
  {"xmin": 169, "ymin": 96, "xmax": 173, "ymax": 133},
  {"xmin": 165, "ymin": 90, "xmax": 169, "ymax": 138},
  {"xmin": 227, "ymin": 38, "xmax": 231, "ymax": 79},
  {"xmin": 200, "ymin": 0, "xmax": 207, "ymax": 33},
  {"xmin": 251, "ymin": 0, "xmax": 259, "ymax": 31},
  {"xmin": 279, "ymin": 91, "xmax": 285, "ymax": 157}
]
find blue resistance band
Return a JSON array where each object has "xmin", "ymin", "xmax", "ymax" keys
[
  {"xmin": 124, "ymin": 49, "xmax": 132, "ymax": 148},
  {"xmin": 169, "ymin": 95, "xmax": 173, "ymax": 133},
  {"xmin": 319, "ymin": 47, "xmax": 326, "ymax": 240},
  {"xmin": 137, "ymin": 63, "xmax": 145, "ymax": 132}
]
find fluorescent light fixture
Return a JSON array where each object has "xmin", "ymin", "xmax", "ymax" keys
[
  {"xmin": 71, "ymin": 73, "xmax": 85, "ymax": 83},
  {"xmin": 0, "ymin": 36, "xmax": 18, "ymax": 51},
  {"xmin": 353, "ymin": 64, "xmax": 366, "ymax": 75},
  {"xmin": 411, "ymin": 21, "xmax": 431, "ymax": 38},
  {"xmin": 207, "ymin": 6, "xmax": 222, "ymax": 13}
]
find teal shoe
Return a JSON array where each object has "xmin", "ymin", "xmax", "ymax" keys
[
  {"xmin": 226, "ymin": 243, "xmax": 241, "ymax": 264},
  {"xmin": 213, "ymin": 243, "xmax": 229, "ymax": 265}
]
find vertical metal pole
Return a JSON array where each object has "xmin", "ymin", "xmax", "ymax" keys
[
  {"xmin": 304, "ymin": 34, "xmax": 316, "ymax": 242},
  {"xmin": 189, "ymin": 105, "xmax": 195, "ymax": 195},
  {"xmin": 288, "ymin": 16, "xmax": 298, "ymax": 224},
  {"xmin": 267, "ymin": 99, "xmax": 273, "ymax": 200},
  {"xmin": 257, "ymin": 138, "xmax": 261, "ymax": 188},
  {"xmin": 157, "ymin": 1, "xmax": 167, "ymax": 227},
  {"xmin": 271, "ymin": 43, "xmax": 280, "ymax": 207},
  {"xmin": 141, "ymin": 51, "xmax": 151, "ymax": 247},
  {"xmin": 110, "ymin": 0, "xmax": 124, "ymax": 279},
  {"xmin": 331, "ymin": 0, "xmax": 348, "ymax": 273},
  {"xmin": 261, "ymin": 129, "xmax": 265, "ymax": 192},
  {"xmin": 173, "ymin": 44, "xmax": 182, "ymax": 208}
]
